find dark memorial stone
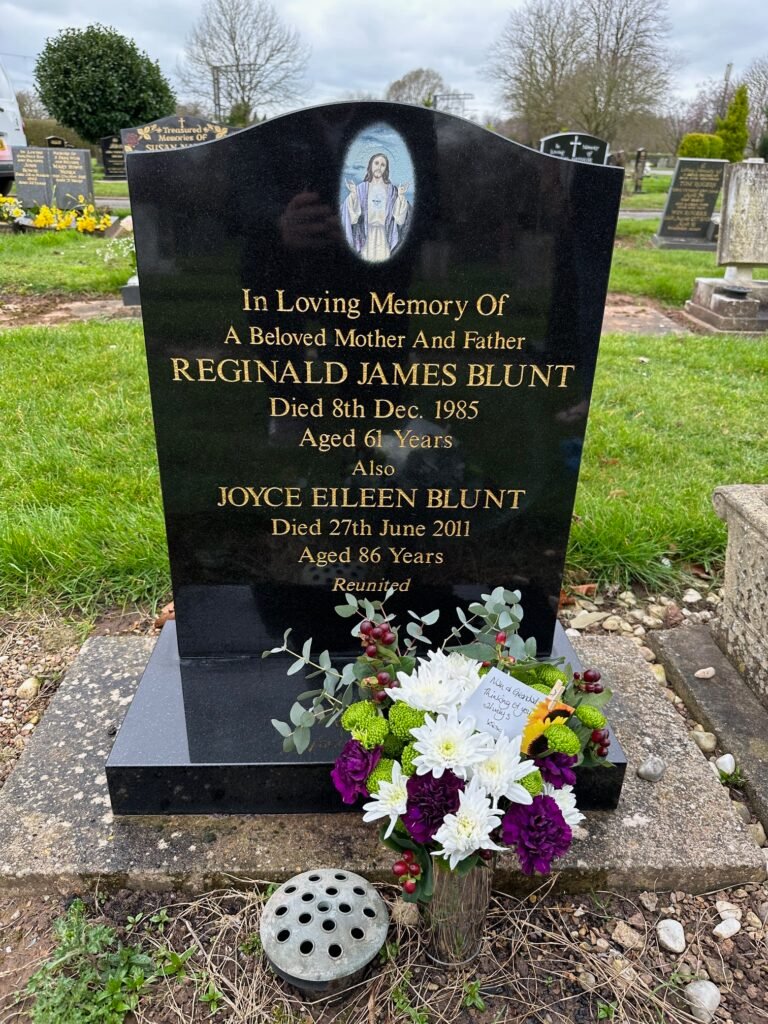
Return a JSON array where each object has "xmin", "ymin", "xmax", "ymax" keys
[
  {"xmin": 121, "ymin": 114, "xmax": 234, "ymax": 153},
  {"xmin": 107, "ymin": 103, "xmax": 624, "ymax": 815},
  {"xmin": 539, "ymin": 131, "xmax": 609, "ymax": 165},
  {"xmin": 100, "ymin": 134, "xmax": 126, "ymax": 179},
  {"xmin": 633, "ymin": 148, "xmax": 647, "ymax": 193},
  {"xmin": 46, "ymin": 135, "xmax": 68, "ymax": 148},
  {"xmin": 11, "ymin": 146, "xmax": 93, "ymax": 210},
  {"xmin": 12, "ymin": 147, "xmax": 52, "ymax": 208},
  {"xmin": 654, "ymin": 158, "xmax": 727, "ymax": 250}
]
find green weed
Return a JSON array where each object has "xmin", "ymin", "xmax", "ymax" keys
[{"xmin": 462, "ymin": 979, "xmax": 487, "ymax": 1010}]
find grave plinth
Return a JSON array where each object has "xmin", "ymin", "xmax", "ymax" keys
[
  {"xmin": 685, "ymin": 161, "xmax": 768, "ymax": 332},
  {"xmin": 107, "ymin": 102, "xmax": 625, "ymax": 816}
]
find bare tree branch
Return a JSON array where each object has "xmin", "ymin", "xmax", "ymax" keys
[
  {"xmin": 177, "ymin": 0, "xmax": 310, "ymax": 121},
  {"xmin": 385, "ymin": 69, "xmax": 447, "ymax": 106}
]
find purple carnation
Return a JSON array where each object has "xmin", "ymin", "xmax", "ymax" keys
[
  {"xmin": 501, "ymin": 795, "xmax": 572, "ymax": 875},
  {"xmin": 331, "ymin": 740, "xmax": 381, "ymax": 805},
  {"xmin": 535, "ymin": 752, "xmax": 578, "ymax": 789},
  {"xmin": 402, "ymin": 771, "xmax": 464, "ymax": 844}
]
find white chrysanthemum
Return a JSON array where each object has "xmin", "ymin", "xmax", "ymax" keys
[
  {"xmin": 386, "ymin": 658, "xmax": 465, "ymax": 714},
  {"xmin": 432, "ymin": 778, "xmax": 505, "ymax": 870},
  {"xmin": 423, "ymin": 649, "xmax": 482, "ymax": 700},
  {"xmin": 411, "ymin": 709, "xmax": 494, "ymax": 779},
  {"xmin": 362, "ymin": 761, "xmax": 409, "ymax": 839},
  {"xmin": 543, "ymin": 783, "xmax": 585, "ymax": 827},
  {"xmin": 471, "ymin": 733, "xmax": 539, "ymax": 804}
]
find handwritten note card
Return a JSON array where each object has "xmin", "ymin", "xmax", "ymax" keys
[{"xmin": 459, "ymin": 667, "xmax": 544, "ymax": 739}]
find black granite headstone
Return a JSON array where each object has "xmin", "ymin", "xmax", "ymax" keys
[
  {"xmin": 539, "ymin": 131, "xmax": 609, "ymax": 165},
  {"xmin": 46, "ymin": 135, "xmax": 69, "ymax": 148},
  {"xmin": 12, "ymin": 147, "xmax": 52, "ymax": 208},
  {"xmin": 120, "ymin": 114, "xmax": 234, "ymax": 154},
  {"xmin": 654, "ymin": 158, "xmax": 727, "ymax": 250},
  {"xmin": 107, "ymin": 103, "xmax": 623, "ymax": 814},
  {"xmin": 11, "ymin": 146, "xmax": 94, "ymax": 210},
  {"xmin": 100, "ymin": 135, "xmax": 126, "ymax": 179}
]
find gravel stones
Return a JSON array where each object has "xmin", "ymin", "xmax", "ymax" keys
[
  {"xmin": 694, "ymin": 666, "xmax": 716, "ymax": 679},
  {"xmin": 691, "ymin": 731, "xmax": 717, "ymax": 754},
  {"xmin": 683, "ymin": 979, "xmax": 721, "ymax": 1022},
  {"xmin": 715, "ymin": 900, "xmax": 741, "ymax": 921},
  {"xmin": 747, "ymin": 822, "xmax": 767, "ymax": 847},
  {"xmin": 713, "ymin": 917, "xmax": 741, "ymax": 940},
  {"xmin": 683, "ymin": 589, "xmax": 704, "ymax": 605},
  {"xmin": 611, "ymin": 920, "xmax": 644, "ymax": 950},
  {"xmin": 15, "ymin": 678, "xmax": 40, "ymax": 701},
  {"xmin": 715, "ymin": 754, "xmax": 735, "ymax": 775},
  {"xmin": 636, "ymin": 756, "xmax": 666, "ymax": 783},
  {"xmin": 656, "ymin": 918, "xmax": 686, "ymax": 953}
]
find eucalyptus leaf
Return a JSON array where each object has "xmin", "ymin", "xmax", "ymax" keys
[
  {"xmin": 406, "ymin": 622, "xmax": 422, "ymax": 638},
  {"xmin": 456, "ymin": 605, "xmax": 468, "ymax": 624},
  {"xmin": 319, "ymin": 650, "xmax": 332, "ymax": 670},
  {"xmin": 296, "ymin": 689, "xmax": 321, "ymax": 700},
  {"xmin": 286, "ymin": 658, "xmax": 305, "ymax": 676},
  {"xmin": 334, "ymin": 604, "xmax": 357, "ymax": 618},
  {"xmin": 300, "ymin": 711, "xmax": 315, "ymax": 729},
  {"xmin": 468, "ymin": 602, "xmax": 486, "ymax": 616},
  {"xmin": 289, "ymin": 702, "xmax": 305, "ymax": 726},
  {"xmin": 422, "ymin": 609, "xmax": 440, "ymax": 625},
  {"xmin": 345, "ymin": 593, "xmax": 358, "ymax": 607},
  {"xmin": 294, "ymin": 727, "xmax": 310, "ymax": 754},
  {"xmin": 525, "ymin": 637, "xmax": 538, "ymax": 657},
  {"xmin": 385, "ymin": 586, "xmax": 395, "ymax": 600},
  {"xmin": 271, "ymin": 719, "xmax": 291, "ymax": 737},
  {"xmin": 302, "ymin": 638, "xmax": 312, "ymax": 660},
  {"xmin": 323, "ymin": 674, "xmax": 337, "ymax": 694},
  {"xmin": 282, "ymin": 735, "xmax": 296, "ymax": 753},
  {"xmin": 449, "ymin": 641, "xmax": 495, "ymax": 660},
  {"xmin": 362, "ymin": 599, "xmax": 376, "ymax": 619}
]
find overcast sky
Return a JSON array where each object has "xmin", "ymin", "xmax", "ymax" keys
[{"xmin": 1, "ymin": 0, "xmax": 764, "ymax": 120}]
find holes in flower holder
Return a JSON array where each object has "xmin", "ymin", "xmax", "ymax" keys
[
  {"xmin": 352, "ymin": 886, "xmax": 366, "ymax": 896},
  {"xmin": 308, "ymin": 873, "xmax": 321, "ymax": 881},
  {"xmin": 317, "ymin": 902, "xmax": 330, "ymax": 912},
  {"xmin": 322, "ymin": 919, "xmax": 336, "ymax": 932},
  {"xmin": 325, "ymin": 887, "xmax": 338, "ymax": 896},
  {"xmin": 299, "ymin": 940, "xmax": 314, "ymax": 955},
  {"xmin": 338, "ymin": 902, "xmax": 351, "ymax": 914},
  {"xmin": 328, "ymin": 944, "xmax": 342, "ymax": 959},
  {"xmin": 277, "ymin": 929, "xmax": 290, "ymax": 943},
  {"xmin": 363, "ymin": 907, "xmax": 376, "ymax": 918},
  {"xmin": 351, "ymin": 927, "xmax": 364, "ymax": 940},
  {"xmin": 301, "ymin": 892, "xmax": 315, "ymax": 903},
  {"xmin": 284, "ymin": 885, "xmax": 297, "ymax": 894},
  {"xmin": 275, "ymin": 905, "xmax": 288, "ymax": 917},
  {"xmin": 298, "ymin": 912, "xmax": 312, "ymax": 925},
  {"xmin": 334, "ymin": 873, "xmax": 347, "ymax": 880}
]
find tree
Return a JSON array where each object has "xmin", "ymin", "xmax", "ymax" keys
[
  {"xmin": 35, "ymin": 25, "xmax": 175, "ymax": 143},
  {"xmin": 488, "ymin": 0, "xmax": 672, "ymax": 145},
  {"xmin": 15, "ymin": 89, "xmax": 47, "ymax": 120},
  {"xmin": 742, "ymin": 57, "xmax": 768, "ymax": 153},
  {"xmin": 178, "ymin": 0, "xmax": 309, "ymax": 121},
  {"xmin": 715, "ymin": 84, "xmax": 749, "ymax": 162},
  {"xmin": 385, "ymin": 69, "xmax": 446, "ymax": 106}
]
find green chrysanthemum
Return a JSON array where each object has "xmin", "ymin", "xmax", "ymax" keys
[
  {"xmin": 544, "ymin": 723, "xmax": 582, "ymax": 756},
  {"xmin": 388, "ymin": 703, "xmax": 426, "ymax": 741},
  {"xmin": 530, "ymin": 682, "xmax": 552, "ymax": 695},
  {"xmin": 351, "ymin": 716, "xmax": 389, "ymax": 751},
  {"xmin": 382, "ymin": 731, "xmax": 406, "ymax": 758},
  {"xmin": 575, "ymin": 705, "xmax": 607, "ymax": 729},
  {"xmin": 400, "ymin": 742, "xmax": 418, "ymax": 776},
  {"xmin": 341, "ymin": 700, "xmax": 377, "ymax": 732},
  {"xmin": 365, "ymin": 757, "xmax": 395, "ymax": 794},
  {"xmin": 519, "ymin": 769, "xmax": 543, "ymax": 796},
  {"xmin": 535, "ymin": 665, "xmax": 570, "ymax": 687}
]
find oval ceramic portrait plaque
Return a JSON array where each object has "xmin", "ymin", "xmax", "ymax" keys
[{"xmin": 340, "ymin": 122, "xmax": 415, "ymax": 263}]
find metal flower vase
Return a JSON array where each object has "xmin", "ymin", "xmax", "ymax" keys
[{"xmin": 423, "ymin": 861, "xmax": 493, "ymax": 966}]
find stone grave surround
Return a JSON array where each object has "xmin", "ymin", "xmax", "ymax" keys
[
  {"xmin": 685, "ymin": 161, "xmax": 768, "ymax": 331},
  {"xmin": 106, "ymin": 101, "xmax": 624, "ymax": 815}
]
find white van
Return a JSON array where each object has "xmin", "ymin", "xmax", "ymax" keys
[{"xmin": 0, "ymin": 61, "xmax": 27, "ymax": 195}]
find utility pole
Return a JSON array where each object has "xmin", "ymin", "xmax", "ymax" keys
[{"xmin": 718, "ymin": 62, "xmax": 734, "ymax": 124}]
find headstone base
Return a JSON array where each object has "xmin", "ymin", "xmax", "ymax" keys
[
  {"xmin": 651, "ymin": 234, "xmax": 717, "ymax": 251},
  {"xmin": 106, "ymin": 621, "xmax": 625, "ymax": 815},
  {"xmin": 684, "ymin": 277, "xmax": 768, "ymax": 332},
  {"xmin": 121, "ymin": 274, "xmax": 140, "ymax": 307}
]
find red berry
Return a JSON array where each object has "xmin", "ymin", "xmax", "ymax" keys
[
  {"xmin": 402, "ymin": 879, "xmax": 417, "ymax": 895},
  {"xmin": 382, "ymin": 632, "xmax": 395, "ymax": 646},
  {"xmin": 408, "ymin": 863, "xmax": 421, "ymax": 876},
  {"xmin": 360, "ymin": 620, "xmax": 374, "ymax": 636},
  {"xmin": 365, "ymin": 644, "xmax": 378, "ymax": 658},
  {"xmin": 583, "ymin": 668, "xmax": 601, "ymax": 684},
  {"xmin": 392, "ymin": 860, "xmax": 408, "ymax": 876},
  {"xmin": 372, "ymin": 690, "xmax": 387, "ymax": 703},
  {"xmin": 371, "ymin": 626, "xmax": 384, "ymax": 640},
  {"xmin": 479, "ymin": 849, "xmax": 495, "ymax": 861},
  {"xmin": 593, "ymin": 683, "xmax": 604, "ymax": 693},
  {"xmin": 481, "ymin": 661, "xmax": 491, "ymax": 668},
  {"xmin": 573, "ymin": 672, "xmax": 581, "ymax": 681},
  {"xmin": 402, "ymin": 849, "xmax": 414, "ymax": 862},
  {"xmin": 591, "ymin": 729, "xmax": 604, "ymax": 743},
  {"xmin": 377, "ymin": 671, "xmax": 391, "ymax": 686},
  {"xmin": 597, "ymin": 745, "xmax": 609, "ymax": 758},
  {"xmin": 495, "ymin": 631, "xmax": 507, "ymax": 644}
]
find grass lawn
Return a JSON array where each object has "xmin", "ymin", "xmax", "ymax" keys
[
  {"xmin": 0, "ymin": 230, "xmax": 133, "ymax": 295},
  {"xmin": 1, "ymin": 321, "xmax": 766, "ymax": 611},
  {"xmin": 611, "ymin": 218, "xmax": 768, "ymax": 305},
  {"xmin": 92, "ymin": 179, "xmax": 129, "ymax": 197}
]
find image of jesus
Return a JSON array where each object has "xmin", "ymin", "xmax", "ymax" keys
[{"xmin": 342, "ymin": 153, "xmax": 410, "ymax": 262}]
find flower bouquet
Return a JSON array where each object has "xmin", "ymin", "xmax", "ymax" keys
[{"xmin": 267, "ymin": 587, "xmax": 612, "ymax": 960}]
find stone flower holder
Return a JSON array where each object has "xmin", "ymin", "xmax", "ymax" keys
[{"xmin": 712, "ymin": 484, "xmax": 768, "ymax": 706}]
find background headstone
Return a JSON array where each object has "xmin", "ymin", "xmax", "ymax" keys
[
  {"xmin": 12, "ymin": 147, "xmax": 52, "ymax": 207},
  {"xmin": 46, "ymin": 135, "xmax": 69, "ymax": 148},
  {"xmin": 539, "ymin": 131, "xmax": 609, "ymax": 165},
  {"xmin": 108, "ymin": 103, "xmax": 622, "ymax": 813},
  {"xmin": 654, "ymin": 158, "xmax": 727, "ymax": 250},
  {"xmin": 121, "ymin": 114, "xmax": 234, "ymax": 154},
  {"xmin": 100, "ymin": 135, "xmax": 127, "ymax": 180},
  {"xmin": 633, "ymin": 149, "xmax": 647, "ymax": 193}
]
